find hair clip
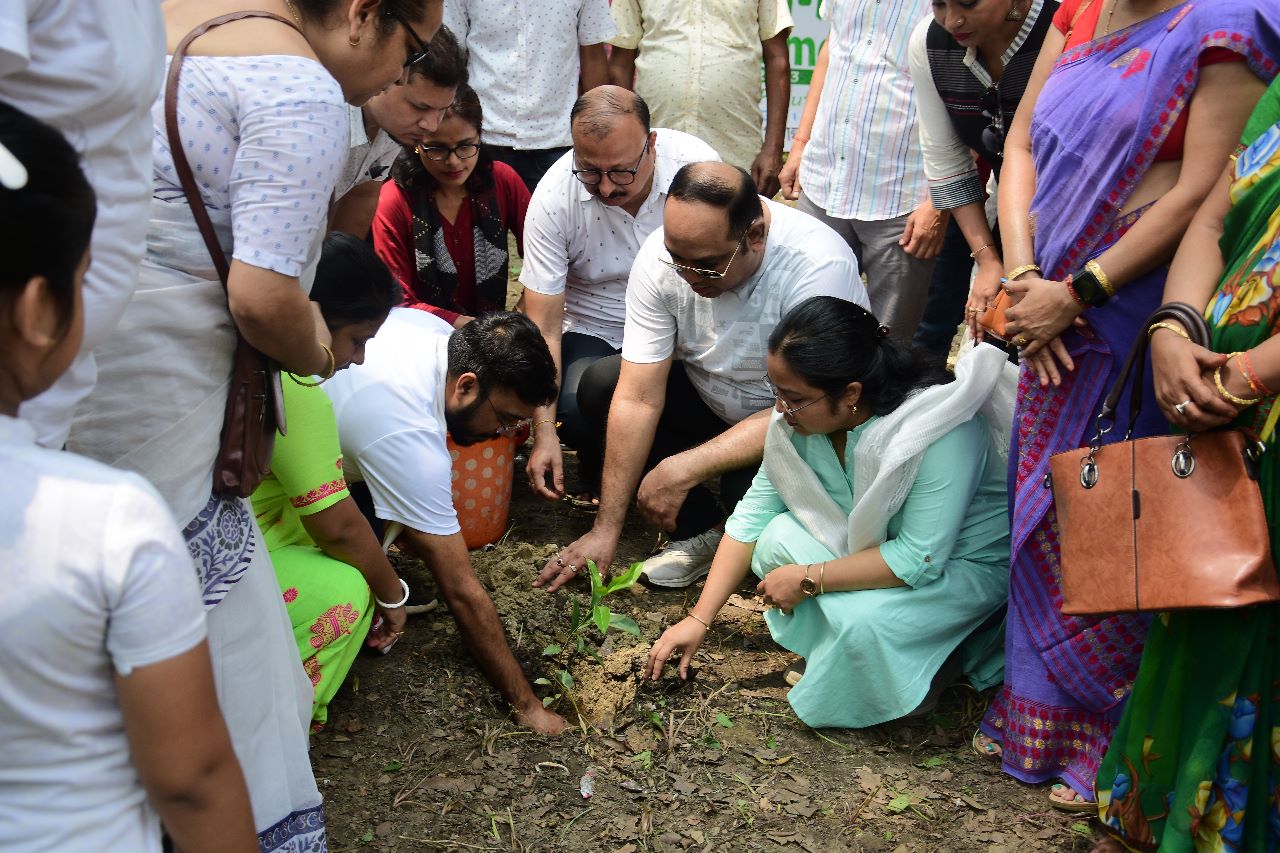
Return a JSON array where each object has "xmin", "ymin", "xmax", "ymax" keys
[
  {"xmin": 877, "ymin": 324, "xmax": 890, "ymax": 338},
  {"xmin": 0, "ymin": 141, "xmax": 28, "ymax": 190}
]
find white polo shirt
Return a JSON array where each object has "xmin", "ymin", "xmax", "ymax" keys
[
  {"xmin": 444, "ymin": 0, "xmax": 616, "ymax": 150},
  {"xmin": 324, "ymin": 309, "xmax": 461, "ymax": 537},
  {"xmin": 520, "ymin": 127, "xmax": 720, "ymax": 349},
  {"xmin": 623, "ymin": 199, "xmax": 869, "ymax": 424}
]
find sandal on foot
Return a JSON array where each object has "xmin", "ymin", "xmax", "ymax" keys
[
  {"xmin": 783, "ymin": 660, "xmax": 805, "ymax": 687},
  {"xmin": 971, "ymin": 730, "xmax": 1002, "ymax": 761},
  {"xmin": 1049, "ymin": 783, "xmax": 1097, "ymax": 813}
]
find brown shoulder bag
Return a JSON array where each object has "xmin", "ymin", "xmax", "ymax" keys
[
  {"xmin": 1049, "ymin": 301, "xmax": 1278, "ymax": 614},
  {"xmin": 163, "ymin": 12, "xmax": 294, "ymax": 497}
]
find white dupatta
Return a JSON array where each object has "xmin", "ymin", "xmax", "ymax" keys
[{"xmin": 761, "ymin": 342, "xmax": 1016, "ymax": 557}]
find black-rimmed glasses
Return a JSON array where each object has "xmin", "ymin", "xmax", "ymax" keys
[
  {"xmin": 658, "ymin": 231, "xmax": 747, "ymax": 281},
  {"xmin": 418, "ymin": 142, "xmax": 480, "ymax": 161},
  {"xmin": 571, "ymin": 140, "xmax": 649, "ymax": 186},
  {"xmin": 981, "ymin": 85, "xmax": 1005, "ymax": 157},
  {"xmin": 486, "ymin": 396, "xmax": 532, "ymax": 436},
  {"xmin": 386, "ymin": 10, "xmax": 431, "ymax": 82},
  {"xmin": 761, "ymin": 374, "xmax": 826, "ymax": 418}
]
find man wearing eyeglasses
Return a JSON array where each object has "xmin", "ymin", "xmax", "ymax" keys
[
  {"xmin": 521, "ymin": 86, "xmax": 719, "ymax": 510},
  {"xmin": 536, "ymin": 162, "xmax": 868, "ymax": 592},
  {"xmin": 324, "ymin": 309, "xmax": 568, "ymax": 735},
  {"xmin": 331, "ymin": 24, "xmax": 466, "ymax": 237}
]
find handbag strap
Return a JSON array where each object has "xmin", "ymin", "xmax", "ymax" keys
[
  {"xmin": 163, "ymin": 11, "xmax": 303, "ymax": 288},
  {"xmin": 1094, "ymin": 301, "xmax": 1211, "ymax": 441}
]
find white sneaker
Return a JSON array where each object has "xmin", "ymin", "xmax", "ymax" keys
[{"xmin": 640, "ymin": 527, "xmax": 723, "ymax": 588}]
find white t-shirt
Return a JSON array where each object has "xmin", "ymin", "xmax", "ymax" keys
[
  {"xmin": 3, "ymin": 0, "xmax": 165, "ymax": 448},
  {"xmin": 519, "ymin": 128, "xmax": 720, "ymax": 349},
  {"xmin": 324, "ymin": 308, "xmax": 461, "ymax": 537},
  {"xmin": 623, "ymin": 199, "xmax": 869, "ymax": 423},
  {"xmin": 444, "ymin": 0, "xmax": 616, "ymax": 149},
  {"xmin": 0, "ymin": 416, "xmax": 207, "ymax": 852},
  {"xmin": 336, "ymin": 105, "xmax": 404, "ymax": 200}
]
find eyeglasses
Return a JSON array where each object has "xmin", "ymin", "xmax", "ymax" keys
[
  {"xmin": 980, "ymin": 86, "xmax": 1005, "ymax": 157},
  {"xmin": 571, "ymin": 140, "xmax": 649, "ymax": 186},
  {"xmin": 486, "ymin": 396, "xmax": 532, "ymax": 436},
  {"xmin": 658, "ymin": 231, "xmax": 749, "ymax": 281},
  {"xmin": 386, "ymin": 10, "xmax": 431, "ymax": 83},
  {"xmin": 418, "ymin": 142, "xmax": 479, "ymax": 161},
  {"xmin": 761, "ymin": 374, "xmax": 826, "ymax": 418}
]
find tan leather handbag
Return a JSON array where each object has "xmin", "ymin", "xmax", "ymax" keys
[
  {"xmin": 163, "ymin": 13, "xmax": 291, "ymax": 497},
  {"xmin": 978, "ymin": 290, "xmax": 1013, "ymax": 341},
  {"xmin": 1049, "ymin": 302, "xmax": 1279, "ymax": 614}
]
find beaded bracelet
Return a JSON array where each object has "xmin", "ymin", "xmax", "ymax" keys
[
  {"xmin": 1064, "ymin": 278, "xmax": 1086, "ymax": 307},
  {"xmin": 1214, "ymin": 356, "xmax": 1262, "ymax": 407},
  {"xmin": 532, "ymin": 418, "xmax": 562, "ymax": 430},
  {"xmin": 1006, "ymin": 263, "xmax": 1041, "ymax": 281},
  {"xmin": 1147, "ymin": 321, "xmax": 1190, "ymax": 341},
  {"xmin": 969, "ymin": 243, "xmax": 995, "ymax": 260},
  {"xmin": 375, "ymin": 577, "xmax": 411, "ymax": 609},
  {"xmin": 1238, "ymin": 349, "xmax": 1274, "ymax": 396}
]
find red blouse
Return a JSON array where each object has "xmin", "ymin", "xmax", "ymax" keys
[
  {"xmin": 1051, "ymin": 0, "xmax": 1243, "ymax": 162},
  {"xmin": 372, "ymin": 159, "xmax": 530, "ymax": 325}
]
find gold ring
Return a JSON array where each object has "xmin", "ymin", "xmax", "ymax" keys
[
  {"xmin": 1014, "ymin": 334, "xmax": 1029, "ymax": 347},
  {"xmin": 966, "ymin": 307, "xmax": 979, "ymax": 315},
  {"xmin": 392, "ymin": 631, "xmax": 405, "ymax": 636},
  {"xmin": 556, "ymin": 557, "xmax": 565, "ymax": 567}
]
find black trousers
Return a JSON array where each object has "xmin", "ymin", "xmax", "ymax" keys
[{"xmin": 577, "ymin": 356, "xmax": 758, "ymax": 540}]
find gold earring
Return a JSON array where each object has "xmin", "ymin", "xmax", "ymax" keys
[
  {"xmin": 349, "ymin": 35, "xmax": 361, "ymax": 47},
  {"xmin": 414, "ymin": 144, "xmax": 421, "ymax": 155},
  {"xmin": 851, "ymin": 404, "xmax": 858, "ymax": 415},
  {"xmin": 1005, "ymin": 2, "xmax": 1025, "ymax": 20}
]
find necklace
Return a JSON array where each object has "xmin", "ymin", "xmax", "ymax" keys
[
  {"xmin": 1101, "ymin": 0, "xmax": 1175, "ymax": 36},
  {"xmin": 283, "ymin": 0, "xmax": 303, "ymax": 29}
]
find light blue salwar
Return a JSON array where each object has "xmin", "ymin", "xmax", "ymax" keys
[{"xmin": 726, "ymin": 416, "xmax": 1009, "ymax": 728}]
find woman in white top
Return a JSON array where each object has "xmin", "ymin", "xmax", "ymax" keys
[
  {"xmin": 68, "ymin": 1, "xmax": 443, "ymax": 849},
  {"xmin": 0, "ymin": 104, "xmax": 255, "ymax": 853}
]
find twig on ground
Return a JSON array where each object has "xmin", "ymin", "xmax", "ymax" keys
[{"xmin": 558, "ymin": 806, "xmax": 595, "ymax": 841}]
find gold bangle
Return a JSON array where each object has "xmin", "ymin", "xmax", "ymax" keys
[
  {"xmin": 1085, "ymin": 259, "xmax": 1115, "ymax": 297},
  {"xmin": 969, "ymin": 243, "xmax": 995, "ymax": 260},
  {"xmin": 817, "ymin": 561, "xmax": 826, "ymax": 595},
  {"xmin": 1005, "ymin": 263, "xmax": 1041, "ymax": 281},
  {"xmin": 288, "ymin": 341, "xmax": 337, "ymax": 387},
  {"xmin": 687, "ymin": 611, "xmax": 711, "ymax": 629},
  {"xmin": 1214, "ymin": 357, "xmax": 1262, "ymax": 407},
  {"xmin": 1147, "ymin": 322, "xmax": 1191, "ymax": 342},
  {"xmin": 532, "ymin": 418, "xmax": 561, "ymax": 430}
]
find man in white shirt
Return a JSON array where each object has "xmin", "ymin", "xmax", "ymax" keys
[
  {"xmin": 444, "ymin": 0, "xmax": 616, "ymax": 190},
  {"xmin": 331, "ymin": 25, "xmax": 467, "ymax": 237},
  {"xmin": 521, "ymin": 86, "xmax": 719, "ymax": 507},
  {"xmin": 536, "ymin": 162, "xmax": 868, "ymax": 592},
  {"xmin": 325, "ymin": 310, "xmax": 567, "ymax": 735},
  {"xmin": 3, "ymin": 0, "xmax": 165, "ymax": 448}
]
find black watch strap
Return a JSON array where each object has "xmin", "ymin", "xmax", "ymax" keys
[{"xmin": 1072, "ymin": 267, "xmax": 1110, "ymax": 307}]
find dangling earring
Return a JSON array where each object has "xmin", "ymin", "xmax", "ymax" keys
[
  {"xmin": 1005, "ymin": 1, "xmax": 1026, "ymax": 20},
  {"xmin": 414, "ymin": 144, "xmax": 422, "ymax": 155},
  {"xmin": 349, "ymin": 34, "xmax": 362, "ymax": 47},
  {"xmin": 850, "ymin": 404, "xmax": 858, "ymax": 415}
]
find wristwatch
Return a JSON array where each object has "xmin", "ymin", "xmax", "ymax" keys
[
  {"xmin": 800, "ymin": 573, "xmax": 818, "ymax": 597},
  {"xmin": 1070, "ymin": 266, "xmax": 1110, "ymax": 307}
]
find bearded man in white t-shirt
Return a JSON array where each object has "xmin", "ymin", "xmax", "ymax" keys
[
  {"xmin": 520, "ymin": 86, "xmax": 719, "ymax": 508},
  {"xmin": 536, "ymin": 162, "xmax": 870, "ymax": 592}
]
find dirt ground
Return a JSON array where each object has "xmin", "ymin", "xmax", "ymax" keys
[{"xmin": 312, "ymin": 452, "xmax": 1098, "ymax": 853}]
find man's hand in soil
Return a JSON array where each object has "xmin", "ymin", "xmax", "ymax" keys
[
  {"xmin": 644, "ymin": 616, "xmax": 708, "ymax": 681},
  {"xmin": 525, "ymin": 423, "xmax": 565, "ymax": 500},
  {"xmin": 636, "ymin": 456, "xmax": 695, "ymax": 532},
  {"xmin": 513, "ymin": 699, "xmax": 567, "ymax": 736},
  {"xmin": 534, "ymin": 528, "xmax": 618, "ymax": 593}
]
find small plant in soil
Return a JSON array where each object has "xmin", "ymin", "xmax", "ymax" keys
[{"xmin": 536, "ymin": 560, "xmax": 644, "ymax": 708}]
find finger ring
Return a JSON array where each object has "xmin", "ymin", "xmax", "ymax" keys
[
  {"xmin": 966, "ymin": 307, "xmax": 979, "ymax": 315},
  {"xmin": 1014, "ymin": 334, "xmax": 1029, "ymax": 347},
  {"xmin": 556, "ymin": 557, "xmax": 565, "ymax": 567},
  {"xmin": 1175, "ymin": 399, "xmax": 1192, "ymax": 415},
  {"xmin": 392, "ymin": 631, "xmax": 405, "ymax": 636}
]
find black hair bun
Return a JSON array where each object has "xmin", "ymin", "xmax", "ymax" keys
[{"xmin": 877, "ymin": 324, "xmax": 890, "ymax": 338}]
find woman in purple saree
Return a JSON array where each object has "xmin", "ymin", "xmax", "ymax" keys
[{"xmin": 978, "ymin": 0, "xmax": 1280, "ymax": 810}]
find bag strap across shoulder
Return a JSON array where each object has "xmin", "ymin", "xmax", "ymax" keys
[{"xmin": 162, "ymin": 11, "xmax": 302, "ymax": 289}]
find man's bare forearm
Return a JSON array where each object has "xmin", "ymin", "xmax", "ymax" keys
[
  {"xmin": 676, "ymin": 408, "xmax": 770, "ymax": 484},
  {"xmin": 594, "ymin": 395, "xmax": 663, "ymax": 534}
]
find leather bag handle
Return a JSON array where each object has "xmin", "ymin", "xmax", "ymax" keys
[
  {"xmin": 1092, "ymin": 301, "xmax": 1212, "ymax": 444},
  {"xmin": 163, "ymin": 11, "xmax": 302, "ymax": 290}
]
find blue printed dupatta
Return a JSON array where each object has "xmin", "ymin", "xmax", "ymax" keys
[{"xmin": 981, "ymin": 0, "xmax": 1280, "ymax": 798}]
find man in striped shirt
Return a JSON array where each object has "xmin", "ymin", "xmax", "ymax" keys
[{"xmin": 779, "ymin": 0, "xmax": 946, "ymax": 342}]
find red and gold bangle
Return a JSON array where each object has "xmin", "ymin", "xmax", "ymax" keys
[
  {"xmin": 1238, "ymin": 350, "xmax": 1274, "ymax": 397},
  {"xmin": 1064, "ymin": 276, "xmax": 1086, "ymax": 307}
]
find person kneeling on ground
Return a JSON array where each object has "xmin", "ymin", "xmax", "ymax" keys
[
  {"xmin": 537, "ymin": 161, "xmax": 866, "ymax": 592},
  {"xmin": 323, "ymin": 309, "xmax": 566, "ymax": 734},
  {"xmin": 645, "ymin": 297, "xmax": 1011, "ymax": 728}
]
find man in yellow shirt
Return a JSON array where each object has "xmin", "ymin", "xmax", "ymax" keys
[{"xmin": 607, "ymin": 0, "xmax": 792, "ymax": 198}]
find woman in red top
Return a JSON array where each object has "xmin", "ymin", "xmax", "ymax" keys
[{"xmin": 372, "ymin": 83, "xmax": 529, "ymax": 327}]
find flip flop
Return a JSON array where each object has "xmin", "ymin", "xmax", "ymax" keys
[
  {"xmin": 783, "ymin": 660, "xmax": 805, "ymax": 687},
  {"xmin": 971, "ymin": 730, "xmax": 1002, "ymax": 761},
  {"xmin": 564, "ymin": 493, "xmax": 599, "ymax": 513},
  {"xmin": 1049, "ymin": 782, "xmax": 1097, "ymax": 813}
]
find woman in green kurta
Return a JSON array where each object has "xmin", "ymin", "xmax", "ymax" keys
[
  {"xmin": 644, "ymin": 297, "xmax": 1013, "ymax": 727},
  {"xmin": 251, "ymin": 233, "xmax": 406, "ymax": 727},
  {"xmin": 1094, "ymin": 80, "xmax": 1280, "ymax": 853}
]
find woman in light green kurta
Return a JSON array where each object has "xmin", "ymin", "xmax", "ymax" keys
[
  {"xmin": 251, "ymin": 233, "xmax": 407, "ymax": 727},
  {"xmin": 645, "ymin": 297, "xmax": 1013, "ymax": 728}
]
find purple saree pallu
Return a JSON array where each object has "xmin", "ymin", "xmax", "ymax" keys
[{"xmin": 980, "ymin": 1, "xmax": 1280, "ymax": 797}]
